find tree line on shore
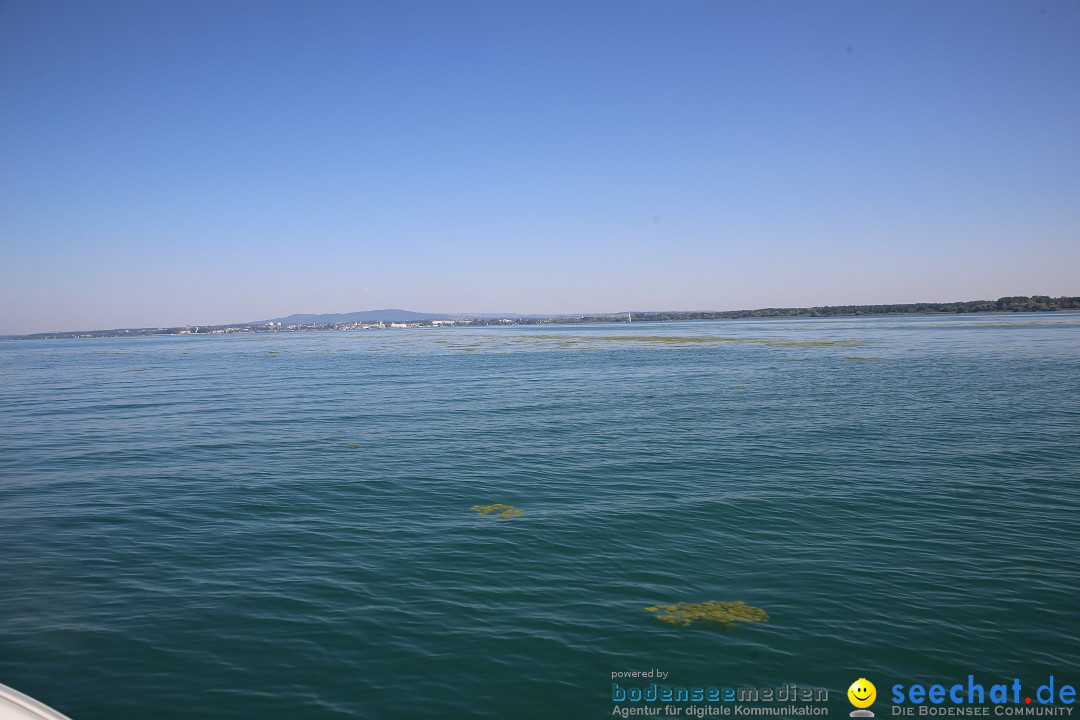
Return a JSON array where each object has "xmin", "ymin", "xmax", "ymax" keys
[
  {"xmin": 600, "ymin": 295, "xmax": 1080, "ymax": 324},
  {"xmin": 486, "ymin": 295, "xmax": 1080, "ymax": 325}
]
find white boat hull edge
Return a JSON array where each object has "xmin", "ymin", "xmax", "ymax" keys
[{"xmin": 0, "ymin": 684, "xmax": 73, "ymax": 720}]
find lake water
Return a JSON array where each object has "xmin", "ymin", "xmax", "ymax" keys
[{"xmin": 1, "ymin": 314, "xmax": 1078, "ymax": 719}]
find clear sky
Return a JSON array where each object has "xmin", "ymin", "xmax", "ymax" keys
[{"xmin": 1, "ymin": 0, "xmax": 1077, "ymax": 333}]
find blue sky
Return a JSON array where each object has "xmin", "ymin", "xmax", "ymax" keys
[{"xmin": 1, "ymin": 0, "xmax": 1077, "ymax": 333}]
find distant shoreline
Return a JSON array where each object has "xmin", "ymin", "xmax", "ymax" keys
[{"xmin": 4, "ymin": 295, "xmax": 1077, "ymax": 340}]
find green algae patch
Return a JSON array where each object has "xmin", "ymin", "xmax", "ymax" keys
[
  {"xmin": 593, "ymin": 335, "xmax": 718, "ymax": 344},
  {"xmin": 471, "ymin": 504, "xmax": 525, "ymax": 519},
  {"xmin": 471, "ymin": 504, "xmax": 513, "ymax": 514},
  {"xmin": 645, "ymin": 601, "xmax": 768, "ymax": 629},
  {"xmin": 736, "ymin": 337, "xmax": 855, "ymax": 347},
  {"xmin": 346, "ymin": 443, "xmax": 362, "ymax": 449},
  {"xmin": 772, "ymin": 339, "xmax": 854, "ymax": 347},
  {"xmin": 586, "ymin": 336, "xmax": 856, "ymax": 348}
]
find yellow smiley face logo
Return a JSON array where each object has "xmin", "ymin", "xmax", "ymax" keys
[{"xmin": 848, "ymin": 678, "xmax": 876, "ymax": 708}]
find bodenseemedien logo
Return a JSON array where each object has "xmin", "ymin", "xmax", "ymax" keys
[{"xmin": 849, "ymin": 678, "xmax": 877, "ymax": 717}]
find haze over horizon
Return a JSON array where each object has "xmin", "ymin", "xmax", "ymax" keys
[
  {"xmin": 7, "ymin": 294, "xmax": 1080, "ymax": 336},
  {"xmin": 2, "ymin": 0, "xmax": 1078, "ymax": 335}
]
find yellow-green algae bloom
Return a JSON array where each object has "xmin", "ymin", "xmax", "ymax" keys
[
  {"xmin": 471, "ymin": 504, "xmax": 524, "ymax": 519},
  {"xmin": 645, "ymin": 601, "xmax": 768, "ymax": 629},
  {"xmin": 587, "ymin": 336, "xmax": 855, "ymax": 348},
  {"xmin": 471, "ymin": 504, "xmax": 513, "ymax": 514}
]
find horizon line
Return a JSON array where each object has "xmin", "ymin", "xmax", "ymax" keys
[{"xmin": 4, "ymin": 294, "xmax": 1078, "ymax": 338}]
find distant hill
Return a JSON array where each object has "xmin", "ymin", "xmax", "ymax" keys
[{"xmin": 254, "ymin": 309, "xmax": 452, "ymax": 325}]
